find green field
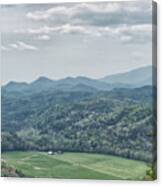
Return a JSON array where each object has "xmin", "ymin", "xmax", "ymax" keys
[{"xmin": 1, "ymin": 151, "xmax": 149, "ymax": 180}]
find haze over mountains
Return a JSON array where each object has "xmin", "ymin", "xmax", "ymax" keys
[
  {"xmin": 100, "ymin": 66, "xmax": 152, "ymax": 86},
  {"xmin": 2, "ymin": 66, "xmax": 152, "ymax": 94}
]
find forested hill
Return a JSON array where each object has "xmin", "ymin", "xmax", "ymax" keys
[{"xmin": 1, "ymin": 84, "xmax": 155, "ymax": 163}]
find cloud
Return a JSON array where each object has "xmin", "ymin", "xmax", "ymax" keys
[
  {"xmin": 117, "ymin": 24, "xmax": 152, "ymax": 44},
  {"xmin": 26, "ymin": 6, "xmax": 70, "ymax": 21},
  {"xmin": 26, "ymin": 2, "xmax": 150, "ymax": 21},
  {"xmin": 29, "ymin": 26, "xmax": 53, "ymax": 34},
  {"xmin": 57, "ymin": 24, "xmax": 91, "ymax": 35},
  {"xmin": 37, "ymin": 35, "xmax": 51, "ymax": 40},
  {"xmin": 15, "ymin": 23, "xmax": 152, "ymax": 35},
  {"xmin": 15, "ymin": 24, "xmax": 94, "ymax": 35},
  {"xmin": 1, "ymin": 45, "xmax": 9, "ymax": 51},
  {"xmin": 9, "ymin": 43, "xmax": 18, "ymax": 49},
  {"xmin": 13, "ymin": 1, "xmax": 152, "ymax": 45},
  {"xmin": 26, "ymin": 2, "xmax": 152, "ymax": 27},
  {"xmin": 120, "ymin": 35, "xmax": 133, "ymax": 43},
  {"xmin": 9, "ymin": 41, "xmax": 38, "ymax": 51},
  {"xmin": 14, "ymin": 26, "xmax": 53, "ymax": 34},
  {"xmin": 14, "ymin": 23, "xmax": 152, "ymax": 45},
  {"xmin": 116, "ymin": 24, "xmax": 152, "ymax": 34},
  {"xmin": 98, "ymin": 24, "xmax": 152, "ymax": 44}
]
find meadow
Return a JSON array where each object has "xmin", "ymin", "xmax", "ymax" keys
[{"xmin": 1, "ymin": 151, "xmax": 149, "ymax": 180}]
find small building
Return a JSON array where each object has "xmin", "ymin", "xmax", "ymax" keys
[
  {"xmin": 48, "ymin": 151, "xmax": 53, "ymax": 155},
  {"xmin": 47, "ymin": 150, "xmax": 63, "ymax": 155}
]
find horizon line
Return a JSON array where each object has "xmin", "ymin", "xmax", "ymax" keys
[{"xmin": 2, "ymin": 64, "xmax": 152, "ymax": 86}]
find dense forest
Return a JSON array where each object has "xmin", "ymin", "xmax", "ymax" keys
[{"xmin": 1, "ymin": 77, "xmax": 156, "ymax": 163}]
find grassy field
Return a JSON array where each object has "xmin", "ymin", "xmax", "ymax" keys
[{"xmin": 1, "ymin": 151, "xmax": 149, "ymax": 180}]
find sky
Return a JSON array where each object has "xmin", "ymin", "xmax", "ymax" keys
[{"xmin": 1, "ymin": 1, "xmax": 153, "ymax": 84}]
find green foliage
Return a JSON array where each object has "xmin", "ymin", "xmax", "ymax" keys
[
  {"xmin": 1, "ymin": 160, "xmax": 24, "ymax": 177},
  {"xmin": 1, "ymin": 86, "xmax": 155, "ymax": 162},
  {"xmin": 144, "ymin": 164, "xmax": 157, "ymax": 180}
]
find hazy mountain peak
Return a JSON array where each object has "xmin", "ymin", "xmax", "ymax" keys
[
  {"xmin": 100, "ymin": 65, "xmax": 152, "ymax": 87},
  {"xmin": 76, "ymin": 76, "xmax": 91, "ymax": 80},
  {"xmin": 6, "ymin": 81, "xmax": 28, "ymax": 86},
  {"xmin": 3, "ymin": 81, "xmax": 29, "ymax": 92},
  {"xmin": 32, "ymin": 76, "xmax": 54, "ymax": 84}
]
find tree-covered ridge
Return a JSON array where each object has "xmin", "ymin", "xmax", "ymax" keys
[
  {"xmin": 2, "ymin": 66, "xmax": 153, "ymax": 94},
  {"xmin": 1, "ymin": 85, "xmax": 155, "ymax": 163}
]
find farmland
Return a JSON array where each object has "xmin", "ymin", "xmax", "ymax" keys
[{"xmin": 1, "ymin": 151, "xmax": 149, "ymax": 180}]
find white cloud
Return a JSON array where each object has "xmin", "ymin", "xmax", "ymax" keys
[
  {"xmin": 98, "ymin": 24, "xmax": 152, "ymax": 35},
  {"xmin": 26, "ymin": 2, "xmax": 149, "ymax": 21},
  {"xmin": 14, "ymin": 23, "xmax": 152, "ymax": 44},
  {"xmin": 58, "ymin": 24, "xmax": 90, "ymax": 34},
  {"xmin": 26, "ymin": 6, "xmax": 69, "ymax": 21},
  {"xmin": 9, "ymin": 41, "xmax": 38, "ymax": 51},
  {"xmin": 116, "ymin": 24, "xmax": 152, "ymax": 34},
  {"xmin": 15, "ymin": 1, "xmax": 152, "ymax": 45},
  {"xmin": 2, "ymin": 1, "xmax": 152, "ymax": 46},
  {"xmin": 26, "ymin": 1, "xmax": 151, "ymax": 25},
  {"xmin": 26, "ymin": 11, "xmax": 49, "ymax": 21},
  {"xmin": 18, "ymin": 41, "xmax": 38, "ymax": 50},
  {"xmin": 37, "ymin": 35, "xmax": 50, "ymax": 40},
  {"xmin": 131, "ymin": 24, "xmax": 152, "ymax": 32},
  {"xmin": 116, "ymin": 24, "xmax": 152, "ymax": 44},
  {"xmin": 15, "ymin": 24, "xmax": 94, "ymax": 35},
  {"xmin": 1, "ymin": 45, "xmax": 9, "ymax": 51},
  {"xmin": 120, "ymin": 35, "xmax": 133, "ymax": 43},
  {"xmin": 69, "ymin": 3, "xmax": 121, "ymax": 15},
  {"xmin": 28, "ymin": 26, "xmax": 57, "ymax": 34},
  {"xmin": 97, "ymin": 24, "xmax": 152, "ymax": 37},
  {"xmin": 10, "ymin": 43, "xmax": 19, "ymax": 49}
]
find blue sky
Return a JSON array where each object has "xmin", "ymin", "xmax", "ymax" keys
[{"xmin": 1, "ymin": 1, "xmax": 153, "ymax": 84}]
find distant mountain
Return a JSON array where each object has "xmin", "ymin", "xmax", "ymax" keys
[
  {"xmin": 100, "ymin": 66, "xmax": 152, "ymax": 87},
  {"xmin": 71, "ymin": 83, "xmax": 98, "ymax": 92},
  {"xmin": 56, "ymin": 76, "xmax": 113, "ymax": 91},
  {"xmin": 2, "ymin": 81, "xmax": 29, "ymax": 93},
  {"xmin": 2, "ymin": 66, "xmax": 153, "ymax": 94},
  {"xmin": 2, "ymin": 76, "xmax": 112, "ymax": 94},
  {"xmin": 30, "ymin": 76, "xmax": 56, "ymax": 92},
  {"xmin": 31, "ymin": 76, "xmax": 54, "ymax": 86}
]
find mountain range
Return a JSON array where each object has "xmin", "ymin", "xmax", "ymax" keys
[{"xmin": 2, "ymin": 66, "xmax": 153, "ymax": 94}]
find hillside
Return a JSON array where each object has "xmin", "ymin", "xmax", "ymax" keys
[{"xmin": 1, "ymin": 84, "xmax": 155, "ymax": 162}]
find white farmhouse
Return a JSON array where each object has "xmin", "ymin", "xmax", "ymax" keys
[{"xmin": 48, "ymin": 151, "xmax": 53, "ymax": 155}]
